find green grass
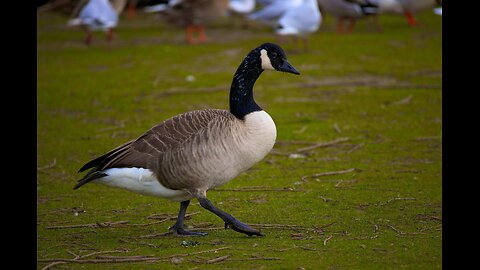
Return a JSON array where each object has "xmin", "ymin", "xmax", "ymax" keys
[{"xmin": 37, "ymin": 10, "xmax": 442, "ymax": 269}]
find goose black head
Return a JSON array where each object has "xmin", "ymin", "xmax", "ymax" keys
[{"xmin": 257, "ymin": 43, "xmax": 301, "ymax": 75}]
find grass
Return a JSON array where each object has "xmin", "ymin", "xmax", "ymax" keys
[{"xmin": 37, "ymin": 9, "xmax": 442, "ymax": 269}]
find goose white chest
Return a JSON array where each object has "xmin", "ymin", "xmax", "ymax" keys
[
  {"xmin": 243, "ymin": 110, "xmax": 277, "ymax": 159},
  {"xmin": 221, "ymin": 110, "xmax": 277, "ymax": 180}
]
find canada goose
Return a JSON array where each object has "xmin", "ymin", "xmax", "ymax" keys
[
  {"xmin": 68, "ymin": 0, "xmax": 121, "ymax": 45},
  {"xmin": 317, "ymin": 0, "xmax": 380, "ymax": 33},
  {"xmin": 75, "ymin": 43, "xmax": 301, "ymax": 237},
  {"xmin": 275, "ymin": 0, "xmax": 322, "ymax": 52},
  {"xmin": 150, "ymin": 0, "xmax": 230, "ymax": 44}
]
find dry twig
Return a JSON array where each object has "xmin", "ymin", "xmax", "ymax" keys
[
  {"xmin": 333, "ymin": 123, "xmax": 342, "ymax": 134},
  {"xmin": 323, "ymin": 235, "xmax": 333, "ymax": 246},
  {"xmin": 385, "ymin": 95, "xmax": 412, "ymax": 106},
  {"xmin": 301, "ymin": 168, "xmax": 361, "ymax": 181},
  {"xmin": 346, "ymin": 143, "xmax": 365, "ymax": 154},
  {"xmin": 296, "ymin": 137, "xmax": 350, "ymax": 153},
  {"xmin": 334, "ymin": 179, "xmax": 358, "ymax": 188},
  {"xmin": 45, "ymin": 220, "xmax": 129, "ymax": 230},
  {"xmin": 416, "ymin": 214, "xmax": 442, "ymax": 222},
  {"xmin": 385, "ymin": 197, "xmax": 416, "ymax": 204},
  {"xmin": 37, "ymin": 159, "xmax": 57, "ymax": 171},
  {"xmin": 38, "ymin": 247, "xmax": 230, "ymax": 265},
  {"xmin": 41, "ymin": 261, "xmax": 66, "ymax": 270},
  {"xmin": 211, "ymin": 186, "xmax": 300, "ymax": 192},
  {"xmin": 293, "ymin": 126, "xmax": 308, "ymax": 134},
  {"xmin": 276, "ymin": 140, "xmax": 314, "ymax": 145},
  {"xmin": 229, "ymin": 256, "xmax": 281, "ymax": 262},
  {"xmin": 415, "ymin": 136, "xmax": 441, "ymax": 141},
  {"xmin": 205, "ymin": 255, "xmax": 230, "ymax": 264},
  {"xmin": 385, "ymin": 225, "xmax": 428, "ymax": 237},
  {"xmin": 129, "ymin": 211, "xmax": 200, "ymax": 227}
]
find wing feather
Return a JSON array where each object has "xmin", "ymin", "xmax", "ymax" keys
[{"xmin": 77, "ymin": 109, "xmax": 232, "ymax": 177}]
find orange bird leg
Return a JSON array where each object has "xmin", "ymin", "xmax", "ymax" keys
[
  {"xmin": 106, "ymin": 28, "xmax": 114, "ymax": 43},
  {"xmin": 337, "ymin": 17, "xmax": 344, "ymax": 33},
  {"xmin": 197, "ymin": 24, "xmax": 208, "ymax": 43},
  {"xmin": 85, "ymin": 33, "xmax": 92, "ymax": 45},
  {"xmin": 185, "ymin": 25, "xmax": 196, "ymax": 44},
  {"xmin": 82, "ymin": 26, "xmax": 93, "ymax": 45},
  {"xmin": 404, "ymin": 11, "xmax": 417, "ymax": 26},
  {"xmin": 127, "ymin": 1, "xmax": 136, "ymax": 20},
  {"xmin": 347, "ymin": 17, "xmax": 356, "ymax": 33}
]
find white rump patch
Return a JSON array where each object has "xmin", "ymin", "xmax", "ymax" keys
[
  {"xmin": 94, "ymin": 167, "xmax": 192, "ymax": 202},
  {"xmin": 260, "ymin": 49, "xmax": 275, "ymax": 71}
]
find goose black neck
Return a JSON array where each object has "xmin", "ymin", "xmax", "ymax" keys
[{"xmin": 229, "ymin": 54, "xmax": 263, "ymax": 119}]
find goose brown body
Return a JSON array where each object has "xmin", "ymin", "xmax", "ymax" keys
[
  {"xmin": 160, "ymin": 0, "xmax": 229, "ymax": 27},
  {"xmin": 77, "ymin": 109, "xmax": 276, "ymax": 193}
]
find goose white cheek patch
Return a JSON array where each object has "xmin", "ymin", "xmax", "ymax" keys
[{"xmin": 260, "ymin": 49, "xmax": 275, "ymax": 71}]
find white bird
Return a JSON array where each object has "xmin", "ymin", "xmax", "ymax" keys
[
  {"xmin": 75, "ymin": 43, "xmax": 300, "ymax": 237},
  {"xmin": 275, "ymin": 0, "xmax": 322, "ymax": 51},
  {"xmin": 68, "ymin": 0, "xmax": 122, "ymax": 45},
  {"xmin": 229, "ymin": 0, "xmax": 256, "ymax": 14},
  {"xmin": 317, "ymin": 0, "xmax": 380, "ymax": 33},
  {"xmin": 227, "ymin": 0, "xmax": 256, "ymax": 29},
  {"xmin": 248, "ymin": 0, "xmax": 302, "ymax": 27},
  {"xmin": 378, "ymin": 0, "xmax": 436, "ymax": 26}
]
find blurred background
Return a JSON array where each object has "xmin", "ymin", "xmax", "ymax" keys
[{"xmin": 37, "ymin": 0, "xmax": 442, "ymax": 269}]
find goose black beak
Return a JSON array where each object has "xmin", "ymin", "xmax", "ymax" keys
[{"xmin": 279, "ymin": 60, "xmax": 301, "ymax": 75}]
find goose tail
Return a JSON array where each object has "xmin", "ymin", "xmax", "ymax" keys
[{"xmin": 74, "ymin": 171, "xmax": 108, "ymax": 190}]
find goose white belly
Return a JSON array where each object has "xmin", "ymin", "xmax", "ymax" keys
[{"xmin": 95, "ymin": 167, "xmax": 193, "ymax": 202}]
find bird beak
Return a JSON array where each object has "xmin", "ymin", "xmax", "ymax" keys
[{"xmin": 279, "ymin": 60, "xmax": 300, "ymax": 75}]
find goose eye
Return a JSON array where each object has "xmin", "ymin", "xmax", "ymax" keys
[{"xmin": 270, "ymin": 52, "xmax": 278, "ymax": 59}]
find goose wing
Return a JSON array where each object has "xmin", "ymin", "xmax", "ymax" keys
[{"xmin": 78, "ymin": 109, "xmax": 232, "ymax": 173}]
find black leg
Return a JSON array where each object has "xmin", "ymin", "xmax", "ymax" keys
[
  {"xmin": 169, "ymin": 200, "xmax": 207, "ymax": 236},
  {"xmin": 197, "ymin": 197, "xmax": 263, "ymax": 237}
]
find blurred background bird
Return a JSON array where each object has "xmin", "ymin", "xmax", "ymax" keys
[
  {"xmin": 227, "ymin": 0, "xmax": 257, "ymax": 29},
  {"xmin": 229, "ymin": 0, "xmax": 256, "ymax": 15},
  {"xmin": 145, "ymin": 0, "xmax": 230, "ymax": 44},
  {"xmin": 68, "ymin": 0, "xmax": 125, "ymax": 45},
  {"xmin": 109, "ymin": 0, "xmax": 128, "ymax": 14},
  {"xmin": 275, "ymin": 0, "xmax": 322, "ymax": 52},
  {"xmin": 317, "ymin": 0, "xmax": 380, "ymax": 33},
  {"xmin": 378, "ymin": 0, "xmax": 437, "ymax": 26},
  {"xmin": 248, "ymin": 0, "xmax": 302, "ymax": 27}
]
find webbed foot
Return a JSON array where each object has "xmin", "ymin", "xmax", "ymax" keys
[{"xmin": 224, "ymin": 219, "xmax": 264, "ymax": 237}]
